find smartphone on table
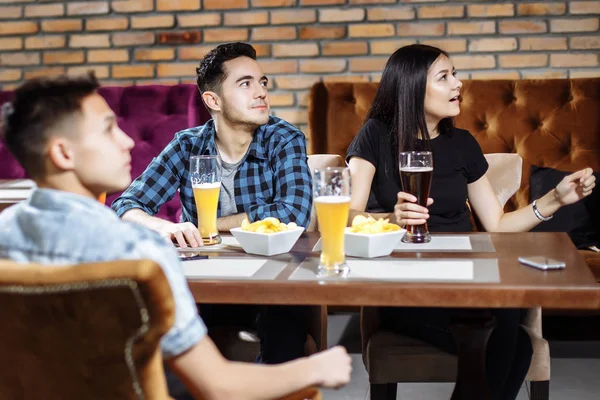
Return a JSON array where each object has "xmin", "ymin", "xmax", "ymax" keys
[{"xmin": 518, "ymin": 256, "xmax": 565, "ymax": 271}]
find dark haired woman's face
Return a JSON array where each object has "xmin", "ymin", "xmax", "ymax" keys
[
  {"xmin": 219, "ymin": 56, "xmax": 270, "ymax": 127},
  {"xmin": 424, "ymin": 55, "xmax": 462, "ymax": 126}
]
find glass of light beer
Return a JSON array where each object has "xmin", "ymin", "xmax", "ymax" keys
[
  {"xmin": 314, "ymin": 167, "xmax": 351, "ymax": 276},
  {"xmin": 190, "ymin": 155, "xmax": 222, "ymax": 246},
  {"xmin": 399, "ymin": 151, "xmax": 433, "ymax": 244}
]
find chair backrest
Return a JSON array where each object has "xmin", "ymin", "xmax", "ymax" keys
[
  {"xmin": 483, "ymin": 153, "xmax": 523, "ymax": 207},
  {"xmin": 0, "ymin": 259, "xmax": 175, "ymax": 400},
  {"xmin": 306, "ymin": 154, "xmax": 344, "ymax": 232}
]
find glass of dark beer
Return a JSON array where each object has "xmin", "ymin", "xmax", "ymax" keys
[{"xmin": 399, "ymin": 151, "xmax": 433, "ymax": 244}]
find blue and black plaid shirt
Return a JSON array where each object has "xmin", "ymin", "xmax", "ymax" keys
[{"xmin": 112, "ymin": 116, "xmax": 313, "ymax": 228}]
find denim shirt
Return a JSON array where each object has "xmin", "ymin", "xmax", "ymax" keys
[{"xmin": 0, "ymin": 188, "xmax": 206, "ymax": 359}]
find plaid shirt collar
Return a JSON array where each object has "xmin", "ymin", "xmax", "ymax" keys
[{"xmin": 199, "ymin": 119, "xmax": 268, "ymax": 161}]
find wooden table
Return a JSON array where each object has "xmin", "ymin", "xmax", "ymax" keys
[{"xmin": 185, "ymin": 231, "xmax": 599, "ymax": 400}]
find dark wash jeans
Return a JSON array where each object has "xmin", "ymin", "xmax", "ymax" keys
[
  {"xmin": 380, "ymin": 307, "xmax": 533, "ymax": 400},
  {"xmin": 166, "ymin": 304, "xmax": 309, "ymax": 399}
]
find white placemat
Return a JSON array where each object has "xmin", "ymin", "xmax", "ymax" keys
[
  {"xmin": 0, "ymin": 189, "xmax": 33, "ymax": 200},
  {"xmin": 395, "ymin": 236, "xmax": 472, "ymax": 251},
  {"xmin": 347, "ymin": 259, "xmax": 474, "ymax": 280},
  {"xmin": 183, "ymin": 258, "xmax": 266, "ymax": 278},
  {"xmin": 176, "ymin": 236, "xmax": 241, "ymax": 253}
]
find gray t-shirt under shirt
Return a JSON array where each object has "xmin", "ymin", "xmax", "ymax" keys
[{"xmin": 220, "ymin": 158, "xmax": 243, "ymax": 217}]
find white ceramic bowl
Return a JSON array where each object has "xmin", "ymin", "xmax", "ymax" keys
[
  {"xmin": 230, "ymin": 226, "xmax": 305, "ymax": 256},
  {"xmin": 344, "ymin": 228, "xmax": 405, "ymax": 258}
]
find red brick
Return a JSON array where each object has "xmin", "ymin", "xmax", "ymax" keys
[
  {"xmin": 521, "ymin": 70, "xmax": 567, "ymax": 79},
  {"xmin": 421, "ymin": 39, "xmax": 467, "ymax": 53},
  {"xmin": 67, "ymin": 1, "xmax": 109, "ymax": 16},
  {"xmin": 112, "ymin": 64, "xmax": 155, "ymax": 78},
  {"xmin": 448, "ymin": 21, "xmax": 494, "ymax": 35},
  {"xmin": 295, "ymin": 91, "xmax": 311, "ymax": 107},
  {"xmin": 367, "ymin": 7, "xmax": 415, "ymax": 21},
  {"xmin": 370, "ymin": 39, "xmax": 413, "ymax": 55},
  {"xmin": 499, "ymin": 54, "xmax": 548, "ymax": 68},
  {"xmin": 517, "ymin": 3, "xmax": 566, "ymax": 16},
  {"xmin": 86, "ymin": 17, "xmax": 128, "ymax": 32},
  {"xmin": 319, "ymin": 8, "xmax": 365, "ymax": 22},
  {"xmin": 157, "ymin": 62, "xmax": 197, "ymax": 77},
  {"xmin": 0, "ymin": 52, "xmax": 39, "ymax": 66},
  {"xmin": 0, "ymin": 69, "xmax": 21, "ymax": 82},
  {"xmin": 224, "ymin": 11, "xmax": 269, "ymax": 26},
  {"xmin": 0, "ymin": 38, "xmax": 22, "ymax": 51},
  {"xmin": 271, "ymin": 10, "xmax": 316, "ymax": 25},
  {"xmin": 41, "ymin": 19, "xmax": 81, "ymax": 33},
  {"xmin": 252, "ymin": 0, "xmax": 295, "ymax": 6},
  {"xmin": 137, "ymin": 79, "xmax": 180, "ymax": 85},
  {"xmin": 550, "ymin": 18, "xmax": 599, "ymax": 33},
  {"xmin": 349, "ymin": 23, "xmax": 394, "ymax": 37},
  {"xmin": 178, "ymin": 13, "xmax": 221, "ymax": 27},
  {"xmin": 275, "ymin": 75, "xmax": 320, "ymax": 90},
  {"xmin": 203, "ymin": 0, "xmax": 248, "ymax": 10},
  {"xmin": 24, "ymin": 67, "xmax": 65, "ymax": 80},
  {"xmin": 24, "ymin": 3, "xmax": 63, "ymax": 17},
  {"xmin": 452, "ymin": 55, "xmax": 496, "ymax": 70},
  {"xmin": 252, "ymin": 27, "xmax": 296, "ymax": 41},
  {"xmin": 112, "ymin": 32, "xmax": 154, "ymax": 46},
  {"xmin": 69, "ymin": 34, "xmax": 110, "ymax": 48},
  {"xmin": 301, "ymin": 0, "xmax": 344, "ymax": 4},
  {"xmin": 156, "ymin": 0, "xmax": 199, "ymax": 11},
  {"xmin": 570, "ymin": 1, "xmax": 600, "ymax": 14},
  {"xmin": 25, "ymin": 35, "xmax": 66, "ymax": 50},
  {"xmin": 350, "ymin": 0, "xmax": 395, "ymax": 3},
  {"xmin": 178, "ymin": 45, "xmax": 214, "ymax": 60},
  {"xmin": 321, "ymin": 41, "xmax": 368, "ymax": 56},
  {"xmin": 397, "ymin": 22, "xmax": 444, "ymax": 36},
  {"xmin": 268, "ymin": 92, "xmax": 295, "ymax": 107},
  {"xmin": 253, "ymin": 44, "xmax": 271, "ymax": 57},
  {"xmin": 299, "ymin": 26, "xmax": 345, "ymax": 40},
  {"xmin": 0, "ymin": 21, "xmax": 38, "ymax": 36},
  {"xmin": 135, "ymin": 48, "xmax": 175, "ymax": 61},
  {"xmin": 300, "ymin": 59, "xmax": 346, "ymax": 73},
  {"xmin": 273, "ymin": 43, "xmax": 318, "ymax": 57},
  {"xmin": 0, "ymin": 6, "xmax": 21, "ymax": 19},
  {"xmin": 570, "ymin": 70, "xmax": 600, "ymax": 78},
  {"xmin": 131, "ymin": 15, "xmax": 175, "ymax": 29},
  {"xmin": 44, "ymin": 50, "xmax": 84, "ymax": 65},
  {"xmin": 469, "ymin": 38, "xmax": 517, "ymax": 52},
  {"xmin": 203, "ymin": 28, "xmax": 248, "ymax": 43},
  {"xmin": 570, "ymin": 36, "xmax": 600, "ymax": 49},
  {"xmin": 470, "ymin": 71, "xmax": 520, "ymax": 80},
  {"xmin": 349, "ymin": 57, "xmax": 388, "ymax": 72},
  {"xmin": 275, "ymin": 110, "xmax": 307, "ymax": 125},
  {"xmin": 68, "ymin": 65, "xmax": 109, "ymax": 79},
  {"xmin": 551, "ymin": 53, "xmax": 598, "ymax": 67},
  {"xmin": 418, "ymin": 5, "xmax": 464, "ymax": 19},
  {"xmin": 111, "ymin": 0, "xmax": 154, "ymax": 13},
  {"xmin": 88, "ymin": 49, "xmax": 129, "ymax": 63},
  {"xmin": 520, "ymin": 37, "xmax": 567, "ymax": 51},
  {"xmin": 260, "ymin": 59, "xmax": 298, "ymax": 74},
  {"xmin": 467, "ymin": 4, "xmax": 514, "ymax": 17},
  {"xmin": 499, "ymin": 20, "xmax": 547, "ymax": 34}
]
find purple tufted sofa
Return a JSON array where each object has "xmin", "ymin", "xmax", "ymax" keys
[{"xmin": 0, "ymin": 84, "xmax": 211, "ymax": 222}]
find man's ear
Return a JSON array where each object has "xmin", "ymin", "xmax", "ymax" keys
[
  {"xmin": 47, "ymin": 137, "xmax": 75, "ymax": 171},
  {"xmin": 202, "ymin": 90, "xmax": 221, "ymax": 113}
]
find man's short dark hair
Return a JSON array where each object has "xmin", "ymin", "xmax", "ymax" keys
[
  {"xmin": 196, "ymin": 42, "xmax": 256, "ymax": 94},
  {"xmin": 0, "ymin": 73, "xmax": 100, "ymax": 178}
]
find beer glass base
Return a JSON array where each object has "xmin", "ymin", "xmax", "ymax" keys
[
  {"xmin": 401, "ymin": 232, "xmax": 431, "ymax": 244},
  {"xmin": 317, "ymin": 263, "xmax": 350, "ymax": 278},
  {"xmin": 202, "ymin": 235, "xmax": 222, "ymax": 246}
]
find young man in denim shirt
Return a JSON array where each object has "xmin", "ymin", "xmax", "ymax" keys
[{"xmin": 0, "ymin": 74, "xmax": 351, "ymax": 399}]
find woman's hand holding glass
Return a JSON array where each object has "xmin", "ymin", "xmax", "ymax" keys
[{"xmin": 393, "ymin": 192, "xmax": 434, "ymax": 227}]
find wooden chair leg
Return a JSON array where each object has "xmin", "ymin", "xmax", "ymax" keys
[
  {"xmin": 530, "ymin": 380, "xmax": 549, "ymax": 400},
  {"xmin": 370, "ymin": 383, "xmax": 397, "ymax": 400}
]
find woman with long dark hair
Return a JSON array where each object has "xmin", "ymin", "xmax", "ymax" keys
[{"xmin": 347, "ymin": 44, "xmax": 596, "ymax": 400}]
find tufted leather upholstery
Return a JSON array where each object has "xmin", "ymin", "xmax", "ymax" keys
[{"xmin": 0, "ymin": 84, "xmax": 211, "ymax": 222}]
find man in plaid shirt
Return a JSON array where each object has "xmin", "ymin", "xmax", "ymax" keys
[{"xmin": 111, "ymin": 43, "xmax": 315, "ymax": 371}]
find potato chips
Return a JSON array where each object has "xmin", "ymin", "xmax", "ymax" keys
[
  {"xmin": 241, "ymin": 217, "xmax": 298, "ymax": 234},
  {"xmin": 349, "ymin": 215, "xmax": 401, "ymax": 234}
]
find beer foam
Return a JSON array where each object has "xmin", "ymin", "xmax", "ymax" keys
[
  {"xmin": 315, "ymin": 195, "xmax": 351, "ymax": 204},
  {"xmin": 192, "ymin": 182, "xmax": 221, "ymax": 189},
  {"xmin": 399, "ymin": 167, "xmax": 433, "ymax": 172}
]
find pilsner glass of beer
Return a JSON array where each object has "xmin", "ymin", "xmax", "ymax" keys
[
  {"xmin": 313, "ymin": 167, "xmax": 351, "ymax": 276},
  {"xmin": 399, "ymin": 151, "xmax": 433, "ymax": 244},
  {"xmin": 190, "ymin": 155, "xmax": 222, "ymax": 246}
]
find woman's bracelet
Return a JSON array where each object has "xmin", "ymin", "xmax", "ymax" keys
[{"xmin": 532, "ymin": 199, "xmax": 553, "ymax": 222}]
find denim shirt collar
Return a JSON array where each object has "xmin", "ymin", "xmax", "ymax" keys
[
  {"xmin": 199, "ymin": 119, "xmax": 268, "ymax": 161},
  {"xmin": 29, "ymin": 188, "xmax": 117, "ymax": 219}
]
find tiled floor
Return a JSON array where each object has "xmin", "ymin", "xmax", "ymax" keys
[{"xmin": 321, "ymin": 314, "xmax": 600, "ymax": 400}]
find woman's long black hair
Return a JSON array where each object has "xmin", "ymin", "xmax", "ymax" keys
[{"xmin": 365, "ymin": 44, "xmax": 454, "ymax": 172}]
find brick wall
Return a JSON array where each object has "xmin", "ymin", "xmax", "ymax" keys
[{"xmin": 0, "ymin": 0, "xmax": 599, "ymax": 137}]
